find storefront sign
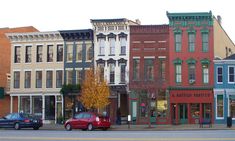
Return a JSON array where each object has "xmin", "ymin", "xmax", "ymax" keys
[{"xmin": 172, "ymin": 93, "xmax": 210, "ymax": 98}]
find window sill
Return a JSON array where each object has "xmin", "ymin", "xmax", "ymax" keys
[
  {"xmin": 119, "ymin": 54, "xmax": 126, "ymax": 56},
  {"xmin": 98, "ymin": 54, "xmax": 105, "ymax": 56},
  {"xmin": 109, "ymin": 54, "xmax": 115, "ymax": 56}
]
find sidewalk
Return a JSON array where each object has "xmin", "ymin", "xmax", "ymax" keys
[{"xmin": 41, "ymin": 123, "xmax": 235, "ymax": 131}]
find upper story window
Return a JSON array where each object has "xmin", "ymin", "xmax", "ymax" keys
[
  {"xmin": 24, "ymin": 71, "xmax": 31, "ymax": 88},
  {"xmin": 99, "ymin": 39, "xmax": 105, "ymax": 55},
  {"xmin": 14, "ymin": 71, "xmax": 20, "ymax": 88},
  {"xmin": 144, "ymin": 59, "xmax": 154, "ymax": 81},
  {"xmin": 57, "ymin": 45, "xmax": 63, "ymax": 62},
  {"xmin": 98, "ymin": 64, "xmax": 104, "ymax": 82},
  {"xmin": 47, "ymin": 45, "xmax": 53, "ymax": 62},
  {"xmin": 67, "ymin": 44, "xmax": 73, "ymax": 62},
  {"xmin": 66, "ymin": 70, "xmax": 73, "ymax": 84},
  {"xmin": 14, "ymin": 46, "xmax": 21, "ymax": 63},
  {"xmin": 36, "ymin": 45, "xmax": 43, "ymax": 62},
  {"xmin": 217, "ymin": 67, "xmax": 223, "ymax": 84},
  {"xmin": 86, "ymin": 43, "xmax": 93, "ymax": 61},
  {"xmin": 76, "ymin": 70, "xmax": 82, "ymax": 85},
  {"xmin": 174, "ymin": 58, "xmax": 183, "ymax": 84},
  {"xmin": 76, "ymin": 44, "xmax": 82, "ymax": 62},
  {"xmin": 188, "ymin": 33, "xmax": 195, "ymax": 52},
  {"xmin": 202, "ymin": 64, "xmax": 209, "ymax": 84},
  {"xmin": 36, "ymin": 71, "xmax": 42, "ymax": 88},
  {"xmin": 120, "ymin": 38, "xmax": 126, "ymax": 55},
  {"xmin": 202, "ymin": 33, "xmax": 209, "ymax": 52},
  {"xmin": 25, "ymin": 46, "xmax": 32, "ymax": 63},
  {"xmin": 56, "ymin": 70, "xmax": 63, "ymax": 88},
  {"xmin": 160, "ymin": 59, "xmax": 166, "ymax": 82},
  {"xmin": 120, "ymin": 64, "xmax": 126, "ymax": 83},
  {"xmin": 109, "ymin": 64, "xmax": 115, "ymax": 84},
  {"xmin": 175, "ymin": 33, "xmax": 182, "ymax": 52},
  {"xmin": 228, "ymin": 66, "xmax": 235, "ymax": 83},
  {"xmin": 133, "ymin": 58, "xmax": 140, "ymax": 80},
  {"xmin": 46, "ymin": 70, "xmax": 53, "ymax": 88},
  {"xmin": 109, "ymin": 38, "xmax": 115, "ymax": 55}
]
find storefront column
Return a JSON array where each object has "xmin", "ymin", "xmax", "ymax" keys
[
  {"xmin": 200, "ymin": 103, "xmax": 203, "ymax": 122},
  {"xmin": 42, "ymin": 95, "xmax": 45, "ymax": 121},
  {"xmin": 30, "ymin": 95, "xmax": 32, "ymax": 114},
  {"xmin": 175, "ymin": 103, "xmax": 179, "ymax": 124},
  {"xmin": 18, "ymin": 96, "xmax": 20, "ymax": 112},
  {"xmin": 187, "ymin": 103, "xmax": 190, "ymax": 124},
  {"xmin": 55, "ymin": 95, "xmax": 57, "ymax": 124}
]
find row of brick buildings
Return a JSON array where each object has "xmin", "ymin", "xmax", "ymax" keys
[{"xmin": 0, "ymin": 11, "xmax": 235, "ymax": 125}]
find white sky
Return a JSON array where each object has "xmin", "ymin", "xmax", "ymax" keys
[{"xmin": 1, "ymin": 0, "xmax": 234, "ymax": 43}]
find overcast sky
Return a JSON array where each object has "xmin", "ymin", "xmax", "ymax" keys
[{"xmin": 1, "ymin": 0, "xmax": 234, "ymax": 43}]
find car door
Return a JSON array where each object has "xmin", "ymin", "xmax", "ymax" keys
[
  {"xmin": 73, "ymin": 113, "xmax": 84, "ymax": 129},
  {"xmin": 0, "ymin": 114, "xmax": 13, "ymax": 127},
  {"xmin": 81, "ymin": 113, "xmax": 91, "ymax": 128}
]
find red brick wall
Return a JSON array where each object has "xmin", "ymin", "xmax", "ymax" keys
[
  {"xmin": 0, "ymin": 26, "xmax": 38, "ymax": 116},
  {"xmin": 0, "ymin": 96, "xmax": 18, "ymax": 117}
]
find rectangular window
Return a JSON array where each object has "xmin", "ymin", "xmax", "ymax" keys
[
  {"xmin": 24, "ymin": 71, "xmax": 31, "ymax": 88},
  {"xmin": 203, "ymin": 64, "xmax": 209, "ymax": 84},
  {"xmin": 188, "ymin": 33, "xmax": 195, "ymax": 52},
  {"xmin": 57, "ymin": 45, "xmax": 63, "ymax": 62},
  {"xmin": 229, "ymin": 66, "xmax": 235, "ymax": 83},
  {"xmin": 86, "ymin": 43, "xmax": 93, "ymax": 61},
  {"xmin": 14, "ymin": 71, "xmax": 20, "ymax": 88},
  {"xmin": 202, "ymin": 33, "xmax": 209, "ymax": 52},
  {"xmin": 36, "ymin": 45, "xmax": 43, "ymax": 62},
  {"xmin": 217, "ymin": 95, "xmax": 224, "ymax": 118},
  {"xmin": 66, "ymin": 70, "xmax": 73, "ymax": 84},
  {"xmin": 191, "ymin": 103, "xmax": 200, "ymax": 118},
  {"xmin": 217, "ymin": 67, "xmax": 223, "ymax": 83},
  {"xmin": 144, "ymin": 59, "xmax": 154, "ymax": 80},
  {"xmin": 46, "ymin": 71, "xmax": 53, "ymax": 88},
  {"xmin": 229, "ymin": 95, "xmax": 235, "ymax": 118},
  {"xmin": 175, "ymin": 34, "xmax": 182, "ymax": 52},
  {"xmin": 188, "ymin": 64, "xmax": 195, "ymax": 83},
  {"xmin": 36, "ymin": 71, "xmax": 42, "ymax": 88},
  {"xmin": 14, "ymin": 46, "xmax": 21, "ymax": 63},
  {"xmin": 160, "ymin": 60, "xmax": 166, "ymax": 81},
  {"xmin": 109, "ymin": 38, "xmax": 115, "ymax": 55},
  {"xmin": 25, "ymin": 46, "xmax": 32, "ymax": 63},
  {"xmin": 175, "ymin": 64, "xmax": 182, "ymax": 83},
  {"xmin": 109, "ymin": 64, "xmax": 115, "ymax": 83},
  {"xmin": 133, "ymin": 59, "xmax": 140, "ymax": 80},
  {"xmin": 120, "ymin": 64, "xmax": 126, "ymax": 83},
  {"xmin": 76, "ymin": 70, "xmax": 82, "ymax": 85},
  {"xmin": 98, "ymin": 64, "xmax": 104, "ymax": 82},
  {"xmin": 76, "ymin": 44, "xmax": 82, "ymax": 61},
  {"xmin": 56, "ymin": 70, "xmax": 63, "ymax": 88},
  {"xmin": 99, "ymin": 39, "xmax": 105, "ymax": 55},
  {"xmin": 120, "ymin": 38, "xmax": 126, "ymax": 55},
  {"xmin": 47, "ymin": 45, "xmax": 53, "ymax": 62},
  {"xmin": 66, "ymin": 44, "xmax": 73, "ymax": 62}
]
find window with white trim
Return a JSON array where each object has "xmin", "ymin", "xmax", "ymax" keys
[
  {"xmin": 228, "ymin": 66, "xmax": 235, "ymax": 83},
  {"xmin": 217, "ymin": 67, "xmax": 223, "ymax": 83},
  {"xmin": 216, "ymin": 95, "xmax": 224, "ymax": 118},
  {"xmin": 99, "ymin": 39, "xmax": 105, "ymax": 55}
]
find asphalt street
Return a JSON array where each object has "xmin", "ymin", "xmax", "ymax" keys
[{"xmin": 0, "ymin": 130, "xmax": 235, "ymax": 141}]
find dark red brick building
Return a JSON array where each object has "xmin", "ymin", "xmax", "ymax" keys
[{"xmin": 129, "ymin": 25, "xmax": 169, "ymax": 124}]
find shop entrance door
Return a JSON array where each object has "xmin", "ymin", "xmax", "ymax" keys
[{"xmin": 179, "ymin": 104, "xmax": 188, "ymax": 124}]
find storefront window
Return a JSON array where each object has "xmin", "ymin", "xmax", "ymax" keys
[
  {"xmin": 157, "ymin": 90, "xmax": 167, "ymax": 118},
  {"xmin": 191, "ymin": 103, "xmax": 200, "ymax": 118},
  {"xmin": 64, "ymin": 96, "xmax": 74, "ymax": 119},
  {"xmin": 203, "ymin": 103, "xmax": 211, "ymax": 119},
  {"xmin": 32, "ymin": 96, "xmax": 42, "ymax": 118},
  {"xmin": 20, "ymin": 96, "xmax": 30, "ymax": 114},
  {"xmin": 139, "ymin": 92, "xmax": 148, "ymax": 117},
  {"xmin": 229, "ymin": 95, "xmax": 235, "ymax": 118},
  {"xmin": 217, "ymin": 95, "xmax": 224, "ymax": 118},
  {"xmin": 45, "ymin": 96, "xmax": 55, "ymax": 120}
]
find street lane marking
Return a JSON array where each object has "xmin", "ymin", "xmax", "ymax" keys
[{"xmin": 1, "ymin": 137, "xmax": 235, "ymax": 140}]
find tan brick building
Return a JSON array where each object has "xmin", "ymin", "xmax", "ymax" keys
[{"xmin": 0, "ymin": 26, "xmax": 38, "ymax": 117}]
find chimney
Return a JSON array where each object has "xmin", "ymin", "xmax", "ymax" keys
[{"xmin": 217, "ymin": 15, "xmax": 222, "ymax": 25}]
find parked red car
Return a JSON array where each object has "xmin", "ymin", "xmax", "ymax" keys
[{"xmin": 64, "ymin": 112, "xmax": 111, "ymax": 131}]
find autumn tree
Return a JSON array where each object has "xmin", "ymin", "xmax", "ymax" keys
[{"xmin": 80, "ymin": 68, "xmax": 110, "ymax": 112}]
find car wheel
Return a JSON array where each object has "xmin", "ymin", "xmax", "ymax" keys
[
  {"xmin": 65, "ymin": 123, "xmax": 72, "ymax": 131},
  {"xmin": 87, "ymin": 123, "xmax": 93, "ymax": 131},
  {"xmin": 33, "ymin": 127, "xmax": 39, "ymax": 130},
  {"xmin": 14, "ymin": 123, "xmax": 20, "ymax": 130}
]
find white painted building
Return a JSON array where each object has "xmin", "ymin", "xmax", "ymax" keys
[{"xmin": 91, "ymin": 18, "xmax": 140, "ymax": 123}]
